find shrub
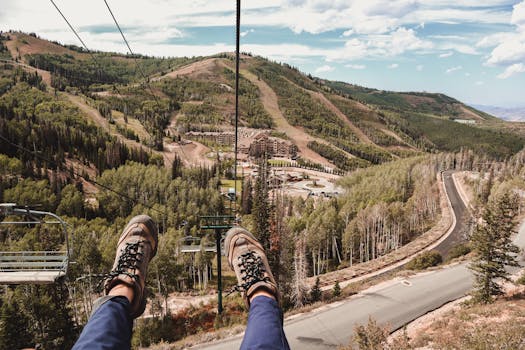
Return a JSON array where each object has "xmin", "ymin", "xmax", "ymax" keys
[
  {"xmin": 447, "ymin": 243, "xmax": 471, "ymax": 261},
  {"xmin": 406, "ymin": 250, "xmax": 442, "ymax": 270},
  {"xmin": 352, "ymin": 317, "xmax": 388, "ymax": 350},
  {"xmin": 516, "ymin": 272, "xmax": 525, "ymax": 285}
]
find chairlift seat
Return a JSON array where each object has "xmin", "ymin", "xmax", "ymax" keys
[
  {"xmin": 179, "ymin": 244, "xmax": 217, "ymax": 253},
  {"xmin": 0, "ymin": 204, "xmax": 71, "ymax": 285}
]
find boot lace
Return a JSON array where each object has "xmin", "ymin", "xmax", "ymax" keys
[
  {"xmin": 105, "ymin": 241, "xmax": 144, "ymax": 283},
  {"xmin": 76, "ymin": 241, "xmax": 143, "ymax": 287},
  {"xmin": 228, "ymin": 251, "xmax": 270, "ymax": 295}
]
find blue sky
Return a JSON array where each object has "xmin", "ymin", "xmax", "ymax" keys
[{"xmin": 1, "ymin": 0, "xmax": 524, "ymax": 107}]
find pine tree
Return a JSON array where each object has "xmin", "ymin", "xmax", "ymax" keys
[
  {"xmin": 310, "ymin": 277, "xmax": 322, "ymax": 302},
  {"xmin": 332, "ymin": 281, "xmax": 341, "ymax": 298},
  {"xmin": 241, "ymin": 178, "xmax": 253, "ymax": 214},
  {"xmin": 171, "ymin": 155, "xmax": 183, "ymax": 179},
  {"xmin": 469, "ymin": 192, "xmax": 519, "ymax": 303}
]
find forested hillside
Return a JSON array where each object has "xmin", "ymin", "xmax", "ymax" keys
[{"xmin": 1, "ymin": 31, "xmax": 525, "ymax": 348}]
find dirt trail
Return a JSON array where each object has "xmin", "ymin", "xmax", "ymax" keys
[
  {"xmin": 234, "ymin": 68, "xmax": 334, "ymax": 167},
  {"xmin": 380, "ymin": 128, "xmax": 417, "ymax": 150},
  {"xmin": 65, "ymin": 94, "xmax": 112, "ymax": 130},
  {"xmin": 163, "ymin": 140, "xmax": 213, "ymax": 167},
  {"xmin": 303, "ymin": 87, "xmax": 400, "ymax": 158},
  {"xmin": 279, "ymin": 76, "xmax": 397, "ymax": 159},
  {"xmin": 153, "ymin": 58, "xmax": 218, "ymax": 81},
  {"xmin": 310, "ymin": 91, "xmax": 374, "ymax": 145}
]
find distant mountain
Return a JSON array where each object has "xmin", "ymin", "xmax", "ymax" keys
[
  {"xmin": 471, "ymin": 105, "xmax": 525, "ymax": 122},
  {"xmin": 1, "ymin": 31, "xmax": 524, "ymax": 173}
]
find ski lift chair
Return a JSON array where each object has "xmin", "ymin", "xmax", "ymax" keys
[{"xmin": 0, "ymin": 203, "xmax": 70, "ymax": 284}]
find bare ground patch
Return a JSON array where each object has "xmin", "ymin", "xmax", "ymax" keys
[
  {"xmin": 458, "ymin": 104, "xmax": 485, "ymax": 121},
  {"xmin": 154, "ymin": 58, "xmax": 220, "ymax": 81}
]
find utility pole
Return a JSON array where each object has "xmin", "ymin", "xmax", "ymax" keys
[
  {"xmin": 215, "ymin": 227, "xmax": 222, "ymax": 313},
  {"xmin": 233, "ymin": 0, "xmax": 241, "ymax": 213},
  {"xmin": 200, "ymin": 215, "xmax": 234, "ymax": 314}
]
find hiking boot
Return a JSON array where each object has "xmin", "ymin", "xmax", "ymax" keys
[
  {"xmin": 103, "ymin": 214, "xmax": 158, "ymax": 318},
  {"xmin": 224, "ymin": 227, "xmax": 278, "ymax": 307}
]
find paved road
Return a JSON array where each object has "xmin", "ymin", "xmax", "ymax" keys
[
  {"xmin": 197, "ymin": 174, "xmax": 523, "ymax": 349},
  {"xmin": 434, "ymin": 171, "xmax": 470, "ymax": 257}
]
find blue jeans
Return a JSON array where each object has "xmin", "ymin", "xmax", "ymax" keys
[
  {"xmin": 241, "ymin": 296, "xmax": 290, "ymax": 350},
  {"xmin": 73, "ymin": 295, "xmax": 290, "ymax": 350},
  {"xmin": 72, "ymin": 296, "xmax": 132, "ymax": 350}
]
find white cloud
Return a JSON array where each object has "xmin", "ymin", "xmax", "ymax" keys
[
  {"xmin": 345, "ymin": 64, "xmax": 366, "ymax": 69},
  {"xmin": 439, "ymin": 51, "xmax": 453, "ymax": 58},
  {"xmin": 481, "ymin": 2, "xmax": 525, "ymax": 73},
  {"xmin": 465, "ymin": 72, "xmax": 471, "ymax": 76},
  {"xmin": 416, "ymin": 64, "xmax": 423, "ymax": 71},
  {"xmin": 438, "ymin": 43, "xmax": 478, "ymax": 55},
  {"xmin": 242, "ymin": 43, "xmax": 326, "ymax": 60},
  {"xmin": 403, "ymin": 7, "xmax": 509, "ymax": 26},
  {"xmin": 342, "ymin": 29, "xmax": 354, "ymax": 37},
  {"xmin": 315, "ymin": 64, "xmax": 335, "ymax": 73},
  {"xmin": 387, "ymin": 27, "xmax": 434, "ymax": 53},
  {"xmin": 240, "ymin": 29, "xmax": 255, "ymax": 37},
  {"xmin": 388, "ymin": 63, "xmax": 399, "ymax": 69},
  {"xmin": 429, "ymin": 35, "xmax": 466, "ymax": 40},
  {"xmin": 326, "ymin": 38, "xmax": 369, "ymax": 60},
  {"xmin": 446, "ymin": 65, "xmax": 463, "ymax": 73},
  {"xmin": 486, "ymin": 35, "xmax": 525, "ymax": 66},
  {"xmin": 497, "ymin": 63, "xmax": 525, "ymax": 78},
  {"xmin": 476, "ymin": 32, "xmax": 515, "ymax": 48},
  {"xmin": 475, "ymin": 81, "xmax": 484, "ymax": 85},
  {"xmin": 328, "ymin": 27, "xmax": 432, "ymax": 61},
  {"xmin": 511, "ymin": 1, "xmax": 525, "ymax": 29}
]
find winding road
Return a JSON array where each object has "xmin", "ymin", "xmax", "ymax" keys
[
  {"xmin": 196, "ymin": 172, "xmax": 524, "ymax": 349},
  {"xmin": 434, "ymin": 171, "xmax": 470, "ymax": 257}
]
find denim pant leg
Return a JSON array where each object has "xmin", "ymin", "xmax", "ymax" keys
[
  {"xmin": 73, "ymin": 295, "xmax": 133, "ymax": 350},
  {"xmin": 240, "ymin": 296, "xmax": 290, "ymax": 350}
]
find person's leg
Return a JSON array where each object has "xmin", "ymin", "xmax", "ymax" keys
[
  {"xmin": 72, "ymin": 215, "xmax": 158, "ymax": 349},
  {"xmin": 224, "ymin": 227, "xmax": 290, "ymax": 350},
  {"xmin": 241, "ymin": 295, "xmax": 290, "ymax": 350},
  {"xmin": 72, "ymin": 295, "xmax": 133, "ymax": 350}
]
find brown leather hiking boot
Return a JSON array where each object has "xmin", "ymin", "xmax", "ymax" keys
[
  {"xmin": 224, "ymin": 227, "xmax": 278, "ymax": 307},
  {"xmin": 104, "ymin": 215, "xmax": 158, "ymax": 318}
]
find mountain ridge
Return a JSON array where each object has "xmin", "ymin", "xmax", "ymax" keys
[{"xmin": 1, "ymin": 31, "xmax": 523, "ymax": 171}]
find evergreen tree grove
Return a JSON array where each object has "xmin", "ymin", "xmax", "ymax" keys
[
  {"xmin": 252, "ymin": 159, "xmax": 270, "ymax": 251},
  {"xmin": 469, "ymin": 191, "xmax": 520, "ymax": 303},
  {"xmin": 0, "ymin": 297, "xmax": 32, "ymax": 350}
]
